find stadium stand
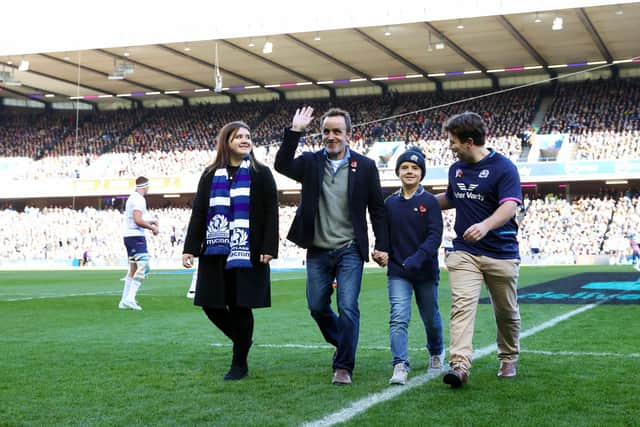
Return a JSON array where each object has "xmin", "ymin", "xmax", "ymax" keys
[{"xmin": 2, "ymin": 78, "xmax": 640, "ymax": 267}]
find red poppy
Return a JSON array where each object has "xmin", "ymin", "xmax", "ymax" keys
[
  {"xmin": 419, "ymin": 204, "xmax": 427, "ymax": 214},
  {"xmin": 350, "ymin": 160, "xmax": 358, "ymax": 169}
]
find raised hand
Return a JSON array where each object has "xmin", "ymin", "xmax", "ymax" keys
[{"xmin": 291, "ymin": 106, "xmax": 314, "ymax": 132}]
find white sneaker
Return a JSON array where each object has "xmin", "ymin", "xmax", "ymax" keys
[
  {"xmin": 389, "ymin": 363, "xmax": 408, "ymax": 385},
  {"xmin": 122, "ymin": 300, "xmax": 142, "ymax": 310},
  {"xmin": 118, "ymin": 301, "xmax": 128, "ymax": 309},
  {"xmin": 186, "ymin": 290, "xmax": 195, "ymax": 299},
  {"xmin": 428, "ymin": 351, "xmax": 446, "ymax": 374}
]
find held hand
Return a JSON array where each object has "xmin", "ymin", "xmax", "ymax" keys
[
  {"xmin": 182, "ymin": 253, "xmax": 194, "ymax": 268},
  {"xmin": 403, "ymin": 250, "xmax": 427, "ymax": 273},
  {"xmin": 260, "ymin": 254, "xmax": 273, "ymax": 264},
  {"xmin": 151, "ymin": 224, "xmax": 159, "ymax": 236},
  {"xmin": 372, "ymin": 250, "xmax": 389, "ymax": 267},
  {"xmin": 291, "ymin": 106, "xmax": 314, "ymax": 132},
  {"xmin": 463, "ymin": 222, "xmax": 489, "ymax": 243}
]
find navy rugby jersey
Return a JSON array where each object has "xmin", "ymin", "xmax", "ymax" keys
[{"xmin": 445, "ymin": 149, "xmax": 522, "ymax": 259}]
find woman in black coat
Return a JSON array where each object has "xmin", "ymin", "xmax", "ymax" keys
[{"xmin": 183, "ymin": 121, "xmax": 278, "ymax": 381}]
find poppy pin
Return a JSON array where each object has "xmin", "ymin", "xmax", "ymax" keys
[{"xmin": 419, "ymin": 204, "xmax": 427, "ymax": 215}]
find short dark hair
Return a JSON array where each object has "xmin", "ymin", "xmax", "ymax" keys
[
  {"xmin": 320, "ymin": 108, "xmax": 352, "ymax": 133},
  {"xmin": 443, "ymin": 111, "xmax": 486, "ymax": 146},
  {"xmin": 135, "ymin": 176, "xmax": 149, "ymax": 186}
]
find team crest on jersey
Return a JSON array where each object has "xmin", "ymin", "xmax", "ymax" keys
[
  {"xmin": 456, "ymin": 183, "xmax": 478, "ymax": 191},
  {"xmin": 479, "ymin": 169, "xmax": 490, "ymax": 178},
  {"xmin": 455, "ymin": 168, "xmax": 463, "ymax": 178},
  {"xmin": 206, "ymin": 214, "xmax": 229, "ymax": 243},
  {"xmin": 230, "ymin": 229, "xmax": 249, "ymax": 247}
]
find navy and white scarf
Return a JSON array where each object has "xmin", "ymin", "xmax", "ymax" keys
[{"xmin": 204, "ymin": 157, "xmax": 252, "ymax": 269}]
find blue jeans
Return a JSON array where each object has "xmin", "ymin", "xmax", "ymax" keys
[
  {"xmin": 388, "ymin": 276, "xmax": 443, "ymax": 368},
  {"xmin": 306, "ymin": 243, "xmax": 364, "ymax": 373}
]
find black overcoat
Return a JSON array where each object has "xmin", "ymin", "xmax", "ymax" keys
[{"xmin": 183, "ymin": 162, "xmax": 279, "ymax": 308}]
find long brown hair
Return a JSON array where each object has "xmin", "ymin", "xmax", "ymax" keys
[{"xmin": 207, "ymin": 121, "xmax": 261, "ymax": 172}]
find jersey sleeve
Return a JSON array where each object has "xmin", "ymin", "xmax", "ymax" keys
[{"xmin": 497, "ymin": 161, "xmax": 522, "ymax": 205}]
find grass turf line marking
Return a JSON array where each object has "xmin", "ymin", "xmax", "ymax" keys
[
  {"xmin": 301, "ymin": 303, "xmax": 598, "ymax": 427},
  {"xmin": 4, "ymin": 291, "xmax": 120, "ymax": 302},
  {"xmin": 521, "ymin": 349, "xmax": 640, "ymax": 358}
]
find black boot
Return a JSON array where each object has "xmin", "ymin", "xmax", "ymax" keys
[{"xmin": 224, "ymin": 364, "xmax": 249, "ymax": 381}]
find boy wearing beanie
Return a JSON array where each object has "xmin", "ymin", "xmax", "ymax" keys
[{"xmin": 386, "ymin": 148, "xmax": 445, "ymax": 385}]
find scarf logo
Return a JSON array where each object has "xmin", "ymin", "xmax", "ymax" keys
[
  {"xmin": 206, "ymin": 214, "xmax": 229, "ymax": 244},
  {"xmin": 230, "ymin": 229, "xmax": 249, "ymax": 247}
]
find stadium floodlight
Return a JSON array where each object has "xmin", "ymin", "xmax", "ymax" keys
[
  {"xmin": 0, "ymin": 66, "xmax": 21, "ymax": 86},
  {"xmin": 314, "ymin": 32, "xmax": 321, "ymax": 41},
  {"xmin": 248, "ymin": 38, "xmax": 255, "ymax": 47},
  {"xmin": 456, "ymin": 19, "xmax": 464, "ymax": 30},
  {"xmin": 552, "ymin": 16, "xmax": 563, "ymax": 31},
  {"xmin": 615, "ymin": 5, "xmax": 623, "ymax": 15},
  {"xmin": 435, "ymin": 42, "xmax": 445, "ymax": 50},
  {"xmin": 534, "ymin": 12, "xmax": 542, "ymax": 23},
  {"xmin": 262, "ymin": 40, "xmax": 273, "ymax": 54},
  {"xmin": 18, "ymin": 59, "xmax": 29, "ymax": 71}
]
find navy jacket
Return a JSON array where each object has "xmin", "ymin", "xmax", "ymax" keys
[
  {"xmin": 385, "ymin": 187, "xmax": 443, "ymax": 282},
  {"xmin": 274, "ymin": 128, "xmax": 388, "ymax": 261}
]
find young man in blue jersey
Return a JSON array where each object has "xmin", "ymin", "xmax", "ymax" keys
[
  {"xmin": 385, "ymin": 148, "xmax": 444, "ymax": 385},
  {"xmin": 436, "ymin": 112, "xmax": 522, "ymax": 388}
]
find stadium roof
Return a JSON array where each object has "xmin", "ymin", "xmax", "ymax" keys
[{"xmin": 0, "ymin": 1, "xmax": 638, "ymax": 107}]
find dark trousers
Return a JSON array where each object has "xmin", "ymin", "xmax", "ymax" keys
[
  {"xmin": 203, "ymin": 306, "xmax": 254, "ymax": 368},
  {"xmin": 202, "ymin": 270, "xmax": 253, "ymax": 368}
]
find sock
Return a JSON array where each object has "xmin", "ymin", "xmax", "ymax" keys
[
  {"xmin": 128, "ymin": 280, "xmax": 141, "ymax": 302},
  {"xmin": 120, "ymin": 277, "xmax": 132, "ymax": 302},
  {"xmin": 188, "ymin": 271, "xmax": 197, "ymax": 294}
]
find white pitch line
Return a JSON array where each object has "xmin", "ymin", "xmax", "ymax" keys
[
  {"xmin": 4, "ymin": 291, "xmax": 120, "ymax": 301},
  {"xmin": 522, "ymin": 349, "xmax": 640, "ymax": 358},
  {"xmin": 302, "ymin": 303, "xmax": 599, "ymax": 427}
]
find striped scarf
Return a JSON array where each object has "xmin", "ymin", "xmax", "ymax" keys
[{"xmin": 203, "ymin": 157, "xmax": 252, "ymax": 269}]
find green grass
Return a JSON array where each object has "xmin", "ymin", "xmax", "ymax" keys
[{"xmin": 1, "ymin": 266, "xmax": 638, "ymax": 426}]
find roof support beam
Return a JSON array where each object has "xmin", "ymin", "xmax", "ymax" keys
[
  {"xmin": 0, "ymin": 85, "xmax": 50, "ymax": 106},
  {"xmin": 496, "ymin": 15, "xmax": 556, "ymax": 79},
  {"xmin": 39, "ymin": 53, "xmax": 185, "ymax": 102},
  {"xmin": 15, "ymin": 58, "xmax": 113, "ymax": 96},
  {"xmin": 220, "ymin": 39, "xmax": 331, "ymax": 94},
  {"xmin": 157, "ymin": 44, "xmax": 280, "ymax": 100},
  {"xmin": 351, "ymin": 28, "xmax": 441, "ymax": 91},
  {"xmin": 423, "ymin": 22, "xmax": 498, "ymax": 88},
  {"xmin": 98, "ymin": 49, "xmax": 219, "ymax": 93},
  {"xmin": 576, "ymin": 8, "xmax": 614, "ymax": 63},
  {"xmin": 284, "ymin": 34, "xmax": 387, "ymax": 92}
]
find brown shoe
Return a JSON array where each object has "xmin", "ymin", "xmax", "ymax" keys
[
  {"xmin": 443, "ymin": 367, "xmax": 468, "ymax": 388},
  {"xmin": 497, "ymin": 360, "xmax": 517, "ymax": 378},
  {"xmin": 332, "ymin": 368, "xmax": 352, "ymax": 385}
]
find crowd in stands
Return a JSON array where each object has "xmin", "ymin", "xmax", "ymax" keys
[
  {"xmin": 539, "ymin": 78, "xmax": 640, "ymax": 135},
  {"xmin": 2, "ymin": 79, "xmax": 640, "ymax": 181},
  {"xmin": 2, "ymin": 191, "xmax": 639, "ymax": 267}
]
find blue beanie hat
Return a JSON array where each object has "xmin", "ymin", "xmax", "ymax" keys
[{"xmin": 395, "ymin": 147, "xmax": 426, "ymax": 180}]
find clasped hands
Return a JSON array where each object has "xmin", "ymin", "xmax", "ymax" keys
[{"xmin": 371, "ymin": 250, "xmax": 389, "ymax": 267}]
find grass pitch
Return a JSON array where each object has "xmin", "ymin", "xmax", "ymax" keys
[{"xmin": 1, "ymin": 266, "xmax": 638, "ymax": 426}]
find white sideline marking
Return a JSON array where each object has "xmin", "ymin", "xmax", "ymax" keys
[
  {"xmin": 302, "ymin": 303, "xmax": 599, "ymax": 427},
  {"xmin": 209, "ymin": 342, "xmax": 640, "ymax": 360},
  {"xmin": 4, "ymin": 291, "xmax": 120, "ymax": 302},
  {"xmin": 522, "ymin": 349, "xmax": 640, "ymax": 358}
]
